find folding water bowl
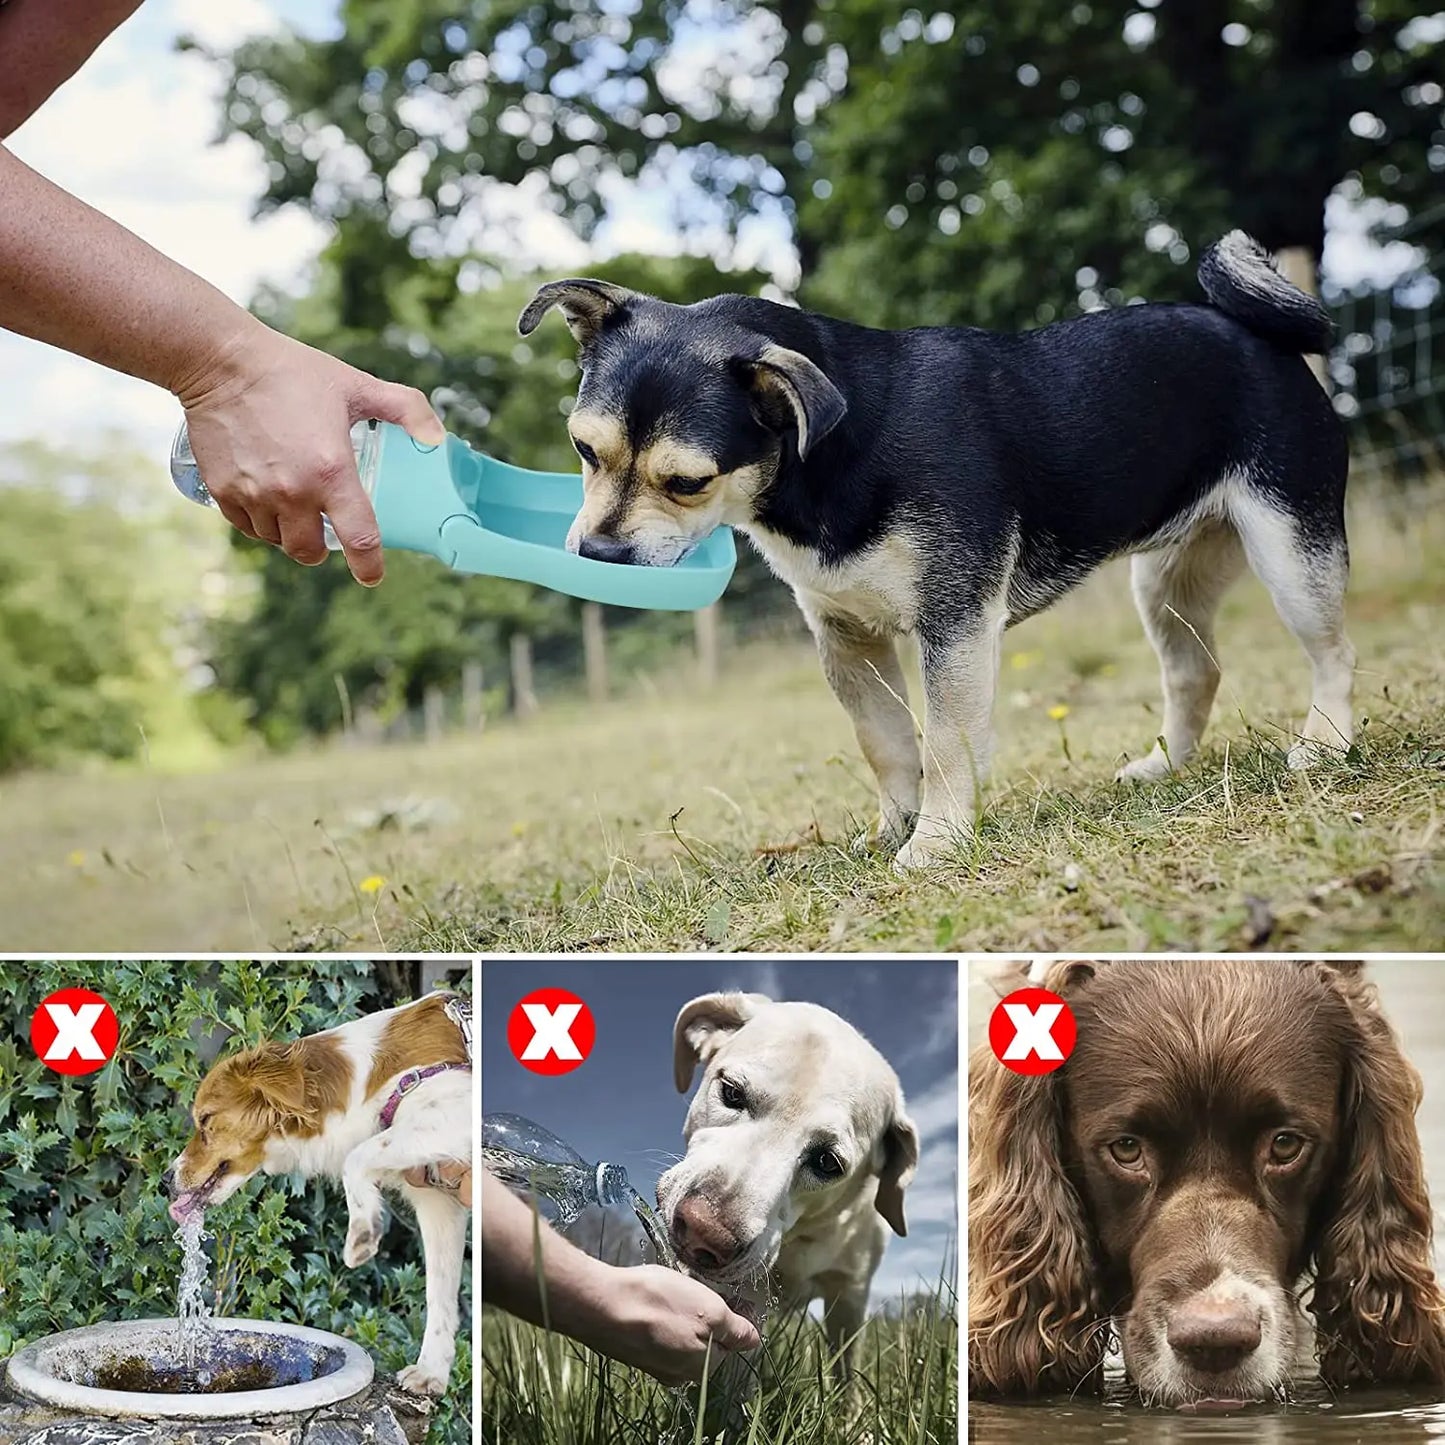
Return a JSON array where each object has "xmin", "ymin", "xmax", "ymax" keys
[{"xmin": 171, "ymin": 420, "xmax": 737, "ymax": 611}]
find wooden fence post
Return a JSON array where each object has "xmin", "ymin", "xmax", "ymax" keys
[
  {"xmin": 462, "ymin": 660, "xmax": 485, "ymax": 731},
  {"xmin": 1277, "ymin": 246, "xmax": 1329, "ymax": 389},
  {"xmin": 510, "ymin": 633, "xmax": 538, "ymax": 718},
  {"xmin": 423, "ymin": 685, "xmax": 445, "ymax": 744},
  {"xmin": 694, "ymin": 603, "xmax": 720, "ymax": 686},
  {"xmin": 582, "ymin": 602, "xmax": 609, "ymax": 702}
]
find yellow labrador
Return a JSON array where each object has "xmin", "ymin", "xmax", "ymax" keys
[{"xmin": 658, "ymin": 991, "xmax": 919, "ymax": 1384}]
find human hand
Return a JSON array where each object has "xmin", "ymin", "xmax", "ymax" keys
[
  {"xmin": 403, "ymin": 1162, "xmax": 472, "ymax": 1206},
  {"xmin": 589, "ymin": 1264, "xmax": 761, "ymax": 1387},
  {"xmin": 176, "ymin": 320, "xmax": 444, "ymax": 585}
]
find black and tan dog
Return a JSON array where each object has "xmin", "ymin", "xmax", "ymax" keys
[{"xmin": 519, "ymin": 234, "xmax": 1353, "ymax": 871}]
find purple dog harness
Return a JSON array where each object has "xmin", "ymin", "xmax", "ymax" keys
[{"xmin": 378, "ymin": 994, "xmax": 473, "ymax": 1130}]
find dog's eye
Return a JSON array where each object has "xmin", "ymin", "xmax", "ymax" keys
[
  {"xmin": 665, "ymin": 474, "xmax": 712, "ymax": 497},
  {"xmin": 719, "ymin": 1080, "xmax": 747, "ymax": 1110},
  {"xmin": 1268, "ymin": 1131, "xmax": 1306, "ymax": 1165},
  {"xmin": 1108, "ymin": 1136, "xmax": 1145, "ymax": 1168},
  {"xmin": 572, "ymin": 437, "xmax": 598, "ymax": 467},
  {"xmin": 810, "ymin": 1148, "xmax": 844, "ymax": 1180}
]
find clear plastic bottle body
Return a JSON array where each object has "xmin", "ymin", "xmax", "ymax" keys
[
  {"xmin": 482, "ymin": 1112, "xmax": 677, "ymax": 1269},
  {"xmin": 169, "ymin": 419, "xmax": 382, "ymax": 550}
]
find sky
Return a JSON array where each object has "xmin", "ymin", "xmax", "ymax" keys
[
  {"xmin": 481, "ymin": 957, "xmax": 959, "ymax": 1307},
  {"xmin": 0, "ymin": 1, "xmax": 1421, "ymax": 465}
]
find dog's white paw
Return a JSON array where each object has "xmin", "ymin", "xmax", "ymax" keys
[
  {"xmin": 892, "ymin": 835, "xmax": 952, "ymax": 874},
  {"xmin": 397, "ymin": 1362, "xmax": 449, "ymax": 1396},
  {"xmin": 1115, "ymin": 748, "xmax": 1173, "ymax": 783},
  {"xmin": 1286, "ymin": 740, "xmax": 1324, "ymax": 771},
  {"xmin": 344, "ymin": 1209, "xmax": 383, "ymax": 1267}
]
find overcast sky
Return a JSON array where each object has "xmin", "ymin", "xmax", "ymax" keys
[
  {"xmin": 0, "ymin": 1, "xmax": 1420, "ymax": 465},
  {"xmin": 482, "ymin": 957, "xmax": 959, "ymax": 1307}
]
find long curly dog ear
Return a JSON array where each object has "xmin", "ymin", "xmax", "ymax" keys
[
  {"xmin": 1309, "ymin": 962, "xmax": 1445, "ymax": 1386},
  {"xmin": 968, "ymin": 962, "xmax": 1107, "ymax": 1396}
]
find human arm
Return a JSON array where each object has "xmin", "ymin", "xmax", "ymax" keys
[
  {"xmin": 480, "ymin": 1171, "xmax": 760, "ymax": 1385},
  {"xmin": 0, "ymin": 0, "xmax": 144, "ymax": 138},
  {"xmin": 0, "ymin": 144, "xmax": 443, "ymax": 582}
]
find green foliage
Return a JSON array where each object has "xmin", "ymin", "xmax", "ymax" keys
[
  {"xmin": 0, "ymin": 438, "xmax": 236, "ymax": 773},
  {"xmin": 0, "ymin": 961, "xmax": 471, "ymax": 1445},
  {"xmin": 0, "ymin": 487, "xmax": 149, "ymax": 772},
  {"xmin": 210, "ymin": 0, "xmax": 1443, "ymax": 318}
]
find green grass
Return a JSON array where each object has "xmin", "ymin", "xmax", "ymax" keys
[
  {"xmin": 481, "ymin": 1285, "xmax": 958, "ymax": 1445},
  {"xmin": 0, "ymin": 489, "xmax": 1439, "ymax": 952}
]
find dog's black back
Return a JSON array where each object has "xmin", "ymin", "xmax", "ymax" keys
[{"xmin": 684, "ymin": 276, "xmax": 1343, "ymax": 629}]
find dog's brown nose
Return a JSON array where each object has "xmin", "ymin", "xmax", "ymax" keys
[
  {"xmin": 1166, "ymin": 1294, "xmax": 1263, "ymax": 1375},
  {"xmin": 670, "ymin": 1194, "xmax": 744, "ymax": 1274}
]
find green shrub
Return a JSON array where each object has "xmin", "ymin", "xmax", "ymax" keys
[{"xmin": 0, "ymin": 960, "xmax": 471, "ymax": 1445}]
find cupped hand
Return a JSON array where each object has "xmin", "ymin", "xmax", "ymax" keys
[
  {"xmin": 177, "ymin": 321, "xmax": 444, "ymax": 585},
  {"xmin": 595, "ymin": 1265, "xmax": 761, "ymax": 1387},
  {"xmin": 402, "ymin": 1162, "xmax": 473, "ymax": 1206}
]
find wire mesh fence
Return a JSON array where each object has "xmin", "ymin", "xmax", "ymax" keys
[{"xmin": 1329, "ymin": 202, "xmax": 1445, "ymax": 484}]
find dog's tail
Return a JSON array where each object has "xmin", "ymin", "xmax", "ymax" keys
[{"xmin": 1197, "ymin": 230, "xmax": 1333, "ymax": 354}]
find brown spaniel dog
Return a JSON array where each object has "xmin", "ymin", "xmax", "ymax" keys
[{"xmin": 969, "ymin": 960, "xmax": 1445, "ymax": 1406}]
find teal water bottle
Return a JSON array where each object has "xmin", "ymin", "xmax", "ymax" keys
[{"xmin": 168, "ymin": 417, "xmax": 736, "ymax": 609}]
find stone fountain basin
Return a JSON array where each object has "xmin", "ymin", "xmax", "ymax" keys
[{"xmin": 4, "ymin": 1318, "xmax": 374, "ymax": 1420}]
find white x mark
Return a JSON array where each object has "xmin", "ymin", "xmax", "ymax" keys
[
  {"xmin": 521, "ymin": 1002, "xmax": 583, "ymax": 1061},
  {"xmin": 44, "ymin": 1002, "xmax": 107, "ymax": 1061},
  {"xmin": 1001, "ymin": 1002, "xmax": 1064, "ymax": 1062}
]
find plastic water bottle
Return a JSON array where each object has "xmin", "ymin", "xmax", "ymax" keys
[
  {"xmin": 482, "ymin": 1112, "xmax": 679, "ymax": 1269},
  {"xmin": 169, "ymin": 418, "xmax": 383, "ymax": 550}
]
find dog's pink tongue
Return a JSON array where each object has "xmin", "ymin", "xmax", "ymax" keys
[{"xmin": 168, "ymin": 1195, "xmax": 199, "ymax": 1224}]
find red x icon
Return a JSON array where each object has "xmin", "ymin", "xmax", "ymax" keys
[
  {"xmin": 988, "ymin": 987, "xmax": 1076, "ymax": 1076},
  {"xmin": 31, "ymin": 988, "xmax": 120, "ymax": 1075},
  {"xmin": 507, "ymin": 988, "xmax": 596, "ymax": 1076}
]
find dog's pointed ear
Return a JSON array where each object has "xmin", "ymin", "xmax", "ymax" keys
[
  {"xmin": 672, "ymin": 992, "xmax": 769, "ymax": 1093},
  {"xmin": 234, "ymin": 1042, "xmax": 310, "ymax": 1122},
  {"xmin": 730, "ymin": 343, "xmax": 846, "ymax": 459},
  {"xmin": 517, "ymin": 278, "xmax": 635, "ymax": 344},
  {"xmin": 875, "ymin": 1098, "xmax": 920, "ymax": 1237}
]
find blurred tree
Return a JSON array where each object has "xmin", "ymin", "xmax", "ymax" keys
[
  {"xmin": 806, "ymin": 0, "xmax": 1445, "ymax": 326},
  {"xmin": 203, "ymin": 0, "xmax": 1443, "ymax": 322},
  {"xmin": 0, "ymin": 467, "xmax": 189, "ymax": 773},
  {"xmin": 198, "ymin": 0, "xmax": 827, "ymax": 277}
]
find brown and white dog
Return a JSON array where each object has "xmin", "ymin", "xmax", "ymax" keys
[{"xmin": 164, "ymin": 992, "xmax": 473, "ymax": 1395}]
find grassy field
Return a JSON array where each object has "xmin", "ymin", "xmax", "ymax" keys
[
  {"xmin": 0, "ymin": 489, "xmax": 1440, "ymax": 953},
  {"xmin": 481, "ymin": 1288, "xmax": 958, "ymax": 1445}
]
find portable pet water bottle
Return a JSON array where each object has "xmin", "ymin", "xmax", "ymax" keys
[
  {"xmin": 167, "ymin": 417, "xmax": 737, "ymax": 610},
  {"xmin": 482, "ymin": 1112, "xmax": 678, "ymax": 1269}
]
